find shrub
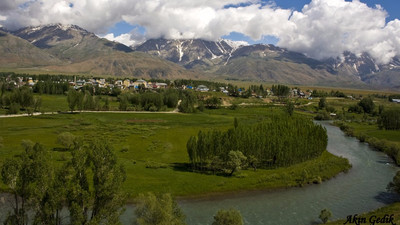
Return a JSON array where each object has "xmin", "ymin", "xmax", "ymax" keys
[{"xmin": 7, "ymin": 102, "xmax": 20, "ymax": 114}]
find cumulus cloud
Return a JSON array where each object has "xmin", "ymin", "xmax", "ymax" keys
[
  {"xmin": 102, "ymin": 28, "xmax": 146, "ymax": 47},
  {"xmin": 278, "ymin": 0, "xmax": 398, "ymax": 64},
  {"xmin": 1, "ymin": 0, "xmax": 400, "ymax": 64}
]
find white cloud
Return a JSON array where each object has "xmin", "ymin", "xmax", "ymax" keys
[
  {"xmin": 1, "ymin": 0, "xmax": 400, "ymax": 64},
  {"xmin": 102, "ymin": 31, "xmax": 146, "ymax": 47},
  {"xmin": 277, "ymin": 0, "xmax": 397, "ymax": 64}
]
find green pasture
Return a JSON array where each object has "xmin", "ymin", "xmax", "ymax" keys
[{"xmin": 0, "ymin": 107, "xmax": 350, "ymax": 198}]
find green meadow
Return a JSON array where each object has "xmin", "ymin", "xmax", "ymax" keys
[{"xmin": 0, "ymin": 106, "xmax": 350, "ymax": 198}]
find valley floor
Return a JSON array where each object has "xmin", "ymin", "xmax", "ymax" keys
[{"xmin": 0, "ymin": 107, "xmax": 350, "ymax": 198}]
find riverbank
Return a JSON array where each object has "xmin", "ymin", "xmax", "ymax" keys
[
  {"xmin": 333, "ymin": 121, "xmax": 400, "ymax": 165},
  {"xmin": 324, "ymin": 203, "xmax": 400, "ymax": 225},
  {"xmin": 319, "ymin": 120, "xmax": 400, "ymax": 225}
]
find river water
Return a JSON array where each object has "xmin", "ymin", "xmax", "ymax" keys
[
  {"xmin": 171, "ymin": 121, "xmax": 400, "ymax": 225},
  {"xmin": 122, "ymin": 121, "xmax": 399, "ymax": 225},
  {"xmin": 2, "ymin": 122, "xmax": 399, "ymax": 224}
]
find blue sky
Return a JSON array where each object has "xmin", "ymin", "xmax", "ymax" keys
[{"xmin": 107, "ymin": 0, "xmax": 400, "ymax": 45}]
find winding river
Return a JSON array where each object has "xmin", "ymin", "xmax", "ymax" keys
[
  {"xmin": 1, "ymin": 122, "xmax": 399, "ymax": 224},
  {"xmin": 121, "ymin": 121, "xmax": 400, "ymax": 225}
]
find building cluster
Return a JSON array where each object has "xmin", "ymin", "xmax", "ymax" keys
[
  {"xmin": 71, "ymin": 78, "xmax": 168, "ymax": 90},
  {"xmin": 291, "ymin": 88, "xmax": 313, "ymax": 99},
  {"xmin": 5, "ymin": 76, "xmax": 37, "ymax": 87},
  {"xmin": 4, "ymin": 75, "xmax": 314, "ymax": 100}
]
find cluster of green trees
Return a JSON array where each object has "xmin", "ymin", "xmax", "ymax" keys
[
  {"xmin": 247, "ymin": 84, "xmax": 267, "ymax": 97},
  {"xmin": 33, "ymin": 81, "xmax": 70, "ymax": 95},
  {"xmin": 1, "ymin": 140, "xmax": 126, "ymax": 225},
  {"xmin": 1, "ymin": 86, "xmax": 42, "ymax": 114},
  {"xmin": 67, "ymin": 88, "xmax": 110, "ymax": 112},
  {"xmin": 378, "ymin": 109, "xmax": 400, "ymax": 130},
  {"xmin": 118, "ymin": 89, "xmax": 179, "ymax": 111},
  {"xmin": 271, "ymin": 84, "xmax": 290, "ymax": 98},
  {"xmin": 311, "ymin": 90, "xmax": 346, "ymax": 98},
  {"xmin": 178, "ymin": 90, "xmax": 197, "ymax": 113},
  {"xmin": 348, "ymin": 97, "xmax": 375, "ymax": 114},
  {"xmin": 187, "ymin": 116, "xmax": 327, "ymax": 174},
  {"xmin": 134, "ymin": 192, "xmax": 244, "ymax": 225},
  {"xmin": 1, "ymin": 138, "xmax": 245, "ymax": 225}
]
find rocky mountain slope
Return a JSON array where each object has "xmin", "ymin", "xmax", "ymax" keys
[
  {"xmin": 4, "ymin": 24, "xmax": 194, "ymax": 78},
  {"xmin": 0, "ymin": 29, "xmax": 61, "ymax": 67}
]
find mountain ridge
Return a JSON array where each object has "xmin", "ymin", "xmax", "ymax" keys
[{"xmin": 1, "ymin": 23, "xmax": 399, "ymax": 89}]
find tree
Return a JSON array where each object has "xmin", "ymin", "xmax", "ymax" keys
[
  {"xmin": 378, "ymin": 105, "xmax": 384, "ymax": 115},
  {"xmin": 286, "ymin": 100, "xmax": 294, "ymax": 116},
  {"xmin": 57, "ymin": 132, "xmax": 77, "ymax": 150},
  {"xmin": 66, "ymin": 140, "xmax": 126, "ymax": 225},
  {"xmin": 119, "ymin": 94, "xmax": 129, "ymax": 111},
  {"xmin": 103, "ymin": 97, "xmax": 110, "ymax": 111},
  {"xmin": 135, "ymin": 192, "xmax": 186, "ymax": 225},
  {"xmin": 319, "ymin": 208, "xmax": 332, "ymax": 224},
  {"xmin": 83, "ymin": 90, "xmax": 94, "ymax": 110},
  {"xmin": 378, "ymin": 109, "xmax": 400, "ymax": 130},
  {"xmin": 271, "ymin": 84, "xmax": 290, "ymax": 98},
  {"xmin": 226, "ymin": 151, "xmax": 247, "ymax": 176},
  {"xmin": 248, "ymin": 155, "xmax": 258, "ymax": 171},
  {"xmin": 318, "ymin": 97, "xmax": 326, "ymax": 109},
  {"xmin": 1, "ymin": 142, "xmax": 52, "ymax": 225},
  {"xmin": 67, "ymin": 88, "xmax": 82, "ymax": 112},
  {"xmin": 33, "ymin": 97, "xmax": 42, "ymax": 112},
  {"xmin": 387, "ymin": 171, "xmax": 400, "ymax": 194},
  {"xmin": 7, "ymin": 102, "xmax": 20, "ymax": 115},
  {"xmin": 358, "ymin": 97, "xmax": 375, "ymax": 114},
  {"xmin": 234, "ymin": 117, "xmax": 239, "ymax": 129},
  {"xmin": 212, "ymin": 209, "xmax": 243, "ymax": 225},
  {"xmin": 89, "ymin": 141, "xmax": 127, "ymax": 224}
]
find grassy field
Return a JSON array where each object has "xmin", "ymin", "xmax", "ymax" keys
[{"xmin": 0, "ymin": 107, "xmax": 350, "ymax": 198}]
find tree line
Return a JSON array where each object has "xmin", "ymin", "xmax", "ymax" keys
[
  {"xmin": 0, "ymin": 86, "xmax": 42, "ymax": 114},
  {"xmin": 1, "ymin": 139, "xmax": 126, "ymax": 225},
  {"xmin": 1, "ymin": 138, "xmax": 245, "ymax": 225},
  {"xmin": 118, "ymin": 88, "xmax": 180, "ymax": 111},
  {"xmin": 187, "ymin": 115, "xmax": 328, "ymax": 174}
]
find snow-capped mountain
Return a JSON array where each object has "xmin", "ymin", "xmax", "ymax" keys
[
  {"xmin": 133, "ymin": 38, "xmax": 248, "ymax": 68},
  {"xmin": 12, "ymin": 23, "xmax": 133, "ymax": 62},
  {"xmin": 2, "ymin": 23, "xmax": 400, "ymax": 88}
]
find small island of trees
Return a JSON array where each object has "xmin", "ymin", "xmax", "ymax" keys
[{"xmin": 187, "ymin": 115, "xmax": 327, "ymax": 175}]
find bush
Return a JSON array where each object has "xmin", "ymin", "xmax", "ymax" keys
[
  {"xmin": 145, "ymin": 161, "xmax": 168, "ymax": 169},
  {"xmin": 358, "ymin": 97, "xmax": 375, "ymax": 114},
  {"xmin": 348, "ymin": 104, "xmax": 363, "ymax": 114},
  {"xmin": 229, "ymin": 103, "xmax": 238, "ymax": 110},
  {"xmin": 212, "ymin": 209, "xmax": 243, "ymax": 225},
  {"xmin": 7, "ymin": 102, "xmax": 20, "ymax": 114},
  {"xmin": 315, "ymin": 111, "xmax": 330, "ymax": 121}
]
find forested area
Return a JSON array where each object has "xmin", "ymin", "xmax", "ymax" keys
[
  {"xmin": 378, "ymin": 109, "xmax": 400, "ymax": 130},
  {"xmin": 0, "ymin": 86, "xmax": 42, "ymax": 114},
  {"xmin": 187, "ymin": 115, "xmax": 328, "ymax": 174},
  {"xmin": 1, "ymin": 140, "xmax": 126, "ymax": 225},
  {"xmin": 117, "ymin": 88, "xmax": 180, "ymax": 111}
]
